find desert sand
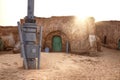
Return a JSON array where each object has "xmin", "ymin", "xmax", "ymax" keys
[{"xmin": 0, "ymin": 47, "xmax": 120, "ymax": 80}]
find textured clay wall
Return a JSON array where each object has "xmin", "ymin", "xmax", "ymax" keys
[
  {"xmin": 96, "ymin": 21, "xmax": 120, "ymax": 49},
  {"xmin": 0, "ymin": 16, "xmax": 96, "ymax": 53},
  {"xmin": 0, "ymin": 26, "xmax": 19, "ymax": 43},
  {"xmin": 0, "ymin": 27, "xmax": 18, "ymax": 49},
  {"xmin": 35, "ymin": 16, "xmax": 97, "ymax": 53}
]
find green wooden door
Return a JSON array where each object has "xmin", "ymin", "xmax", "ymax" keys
[{"xmin": 53, "ymin": 36, "xmax": 62, "ymax": 52}]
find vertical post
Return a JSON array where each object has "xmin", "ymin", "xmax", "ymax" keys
[
  {"xmin": 66, "ymin": 41, "xmax": 69, "ymax": 53},
  {"xmin": 17, "ymin": 22, "xmax": 28, "ymax": 69},
  {"xmin": 38, "ymin": 26, "xmax": 43, "ymax": 69},
  {"xmin": 27, "ymin": 0, "xmax": 34, "ymax": 19}
]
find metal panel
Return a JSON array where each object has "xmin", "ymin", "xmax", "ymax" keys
[
  {"xmin": 25, "ymin": 45, "xmax": 38, "ymax": 58},
  {"xmin": 27, "ymin": 59, "xmax": 37, "ymax": 69},
  {"xmin": 23, "ymin": 23, "xmax": 37, "ymax": 28},
  {"xmin": 22, "ymin": 28, "xmax": 36, "ymax": 33},
  {"xmin": 24, "ymin": 33, "xmax": 36, "ymax": 41}
]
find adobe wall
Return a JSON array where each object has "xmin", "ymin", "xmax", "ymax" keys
[
  {"xmin": 0, "ymin": 26, "xmax": 19, "ymax": 43},
  {"xmin": 96, "ymin": 21, "xmax": 120, "ymax": 49},
  {"xmin": 0, "ymin": 16, "xmax": 97, "ymax": 53},
  {"xmin": 35, "ymin": 16, "xmax": 97, "ymax": 53}
]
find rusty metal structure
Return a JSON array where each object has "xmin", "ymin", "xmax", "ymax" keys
[{"xmin": 17, "ymin": 0, "xmax": 42, "ymax": 69}]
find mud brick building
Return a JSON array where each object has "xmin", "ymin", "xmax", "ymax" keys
[
  {"xmin": 96, "ymin": 21, "xmax": 120, "ymax": 49},
  {"xmin": 21, "ymin": 16, "xmax": 97, "ymax": 53},
  {"xmin": 0, "ymin": 16, "xmax": 97, "ymax": 53}
]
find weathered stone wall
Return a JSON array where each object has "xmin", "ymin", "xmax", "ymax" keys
[
  {"xmin": 35, "ymin": 16, "xmax": 96, "ymax": 53},
  {"xmin": 0, "ymin": 26, "xmax": 18, "ymax": 43},
  {"xmin": 96, "ymin": 21, "xmax": 120, "ymax": 49},
  {"xmin": 0, "ymin": 26, "xmax": 18, "ymax": 49},
  {"xmin": 0, "ymin": 16, "xmax": 97, "ymax": 53}
]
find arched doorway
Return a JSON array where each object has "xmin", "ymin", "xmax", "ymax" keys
[
  {"xmin": 118, "ymin": 39, "xmax": 120, "ymax": 50},
  {"xmin": 52, "ymin": 36, "xmax": 62, "ymax": 52},
  {"xmin": 104, "ymin": 36, "xmax": 107, "ymax": 44},
  {"xmin": 44, "ymin": 30, "xmax": 69, "ymax": 52}
]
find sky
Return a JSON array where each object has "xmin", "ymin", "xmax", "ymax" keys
[{"xmin": 0, "ymin": 0, "xmax": 120, "ymax": 26}]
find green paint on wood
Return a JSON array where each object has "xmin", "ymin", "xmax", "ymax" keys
[{"xmin": 53, "ymin": 36, "xmax": 62, "ymax": 51}]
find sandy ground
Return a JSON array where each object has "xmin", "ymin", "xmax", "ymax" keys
[{"xmin": 0, "ymin": 47, "xmax": 120, "ymax": 80}]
